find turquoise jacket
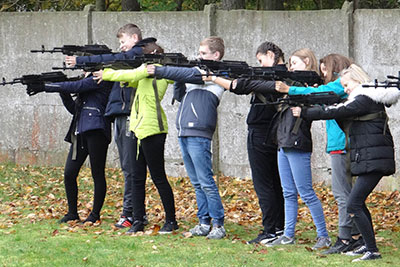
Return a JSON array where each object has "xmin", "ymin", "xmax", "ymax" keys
[{"xmin": 289, "ymin": 78, "xmax": 347, "ymax": 153}]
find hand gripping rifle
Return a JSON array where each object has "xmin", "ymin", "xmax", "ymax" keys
[
  {"xmin": 31, "ymin": 44, "xmax": 113, "ymax": 56},
  {"xmin": 362, "ymin": 71, "xmax": 400, "ymax": 89},
  {"xmin": 1, "ymin": 71, "xmax": 82, "ymax": 95}
]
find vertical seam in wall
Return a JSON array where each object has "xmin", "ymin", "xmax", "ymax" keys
[
  {"xmin": 343, "ymin": 1, "xmax": 355, "ymax": 59},
  {"xmin": 204, "ymin": 4, "xmax": 220, "ymax": 183},
  {"xmin": 84, "ymin": 5, "xmax": 94, "ymax": 44}
]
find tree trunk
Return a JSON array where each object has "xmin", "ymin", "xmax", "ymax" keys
[
  {"xmin": 96, "ymin": 0, "xmax": 106, "ymax": 11},
  {"xmin": 221, "ymin": 0, "xmax": 246, "ymax": 10},
  {"xmin": 261, "ymin": 0, "xmax": 284, "ymax": 10},
  {"xmin": 121, "ymin": 0, "xmax": 141, "ymax": 11},
  {"xmin": 176, "ymin": 0, "xmax": 184, "ymax": 11}
]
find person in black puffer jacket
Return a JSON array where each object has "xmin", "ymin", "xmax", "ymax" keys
[{"xmin": 292, "ymin": 64, "xmax": 400, "ymax": 262}]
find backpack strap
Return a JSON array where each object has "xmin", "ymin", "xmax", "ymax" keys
[{"xmin": 152, "ymin": 78, "xmax": 165, "ymax": 132}]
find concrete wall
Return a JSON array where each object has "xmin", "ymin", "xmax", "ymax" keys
[{"xmin": 0, "ymin": 3, "xmax": 399, "ymax": 190}]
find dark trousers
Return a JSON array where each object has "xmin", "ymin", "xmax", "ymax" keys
[
  {"xmin": 247, "ymin": 128, "xmax": 284, "ymax": 234},
  {"xmin": 132, "ymin": 133, "xmax": 176, "ymax": 222},
  {"xmin": 347, "ymin": 172, "xmax": 383, "ymax": 252},
  {"xmin": 64, "ymin": 130, "xmax": 109, "ymax": 216},
  {"xmin": 114, "ymin": 116, "xmax": 137, "ymax": 217}
]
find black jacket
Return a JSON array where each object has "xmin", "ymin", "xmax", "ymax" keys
[
  {"xmin": 45, "ymin": 76, "xmax": 113, "ymax": 143},
  {"xmin": 234, "ymin": 65, "xmax": 313, "ymax": 152},
  {"xmin": 76, "ymin": 38, "xmax": 156, "ymax": 118},
  {"xmin": 302, "ymin": 85, "xmax": 400, "ymax": 176}
]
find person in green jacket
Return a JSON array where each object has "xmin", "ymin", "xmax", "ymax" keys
[{"xmin": 93, "ymin": 43, "xmax": 177, "ymax": 234}]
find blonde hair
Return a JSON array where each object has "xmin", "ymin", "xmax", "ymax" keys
[
  {"xmin": 340, "ymin": 64, "xmax": 371, "ymax": 84},
  {"xmin": 200, "ymin": 36, "xmax": 225, "ymax": 60},
  {"xmin": 289, "ymin": 48, "xmax": 319, "ymax": 73}
]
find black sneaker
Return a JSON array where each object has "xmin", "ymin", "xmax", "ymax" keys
[
  {"xmin": 247, "ymin": 232, "xmax": 278, "ymax": 245},
  {"xmin": 143, "ymin": 215, "xmax": 149, "ymax": 226},
  {"xmin": 159, "ymin": 221, "xmax": 179, "ymax": 234},
  {"xmin": 59, "ymin": 213, "xmax": 80, "ymax": 223},
  {"xmin": 352, "ymin": 251, "xmax": 382, "ymax": 262},
  {"xmin": 115, "ymin": 216, "xmax": 133, "ymax": 228},
  {"xmin": 275, "ymin": 228, "xmax": 284, "ymax": 236},
  {"xmin": 83, "ymin": 213, "xmax": 100, "ymax": 224},
  {"xmin": 345, "ymin": 236, "xmax": 364, "ymax": 252},
  {"xmin": 127, "ymin": 220, "xmax": 145, "ymax": 234},
  {"xmin": 345, "ymin": 245, "xmax": 367, "ymax": 256},
  {"xmin": 323, "ymin": 237, "xmax": 350, "ymax": 254}
]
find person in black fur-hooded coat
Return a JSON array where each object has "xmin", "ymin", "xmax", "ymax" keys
[{"xmin": 292, "ymin": 64, "xmax": 400, "ymax": 262}]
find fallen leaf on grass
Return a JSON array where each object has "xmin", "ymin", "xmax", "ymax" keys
[
  {"xmin": 52, "ymin": 229, "xmax": 59, "ymax": 236},
  {"xmin": 182, "ymin": 231, "xmax": 193, "ymax": 238},
  {"xmin": 305, "ymin": 247, "xmax": 313, "ymax": 252}
]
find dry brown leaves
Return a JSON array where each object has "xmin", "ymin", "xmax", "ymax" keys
[{"xmin": 0, "ymin": 165, "xmax": 399, "ymax": 238}]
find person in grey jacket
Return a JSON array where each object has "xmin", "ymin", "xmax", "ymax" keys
[{"xmin": 147, "ymin": 36, "xmax": 226, "ymax": 239}]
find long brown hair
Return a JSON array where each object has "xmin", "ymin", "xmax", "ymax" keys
[
  {"xmin": 289, "ymin": 48, "xmax": 319, "ymax": 73},
  {"xmin": 319, "ymin": 54, "xmax": 352, "ymax": 84}
]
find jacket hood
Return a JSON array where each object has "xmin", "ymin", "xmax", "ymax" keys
[{"xmin": 349, "ymin": 84, "xmax": 400, "ymax": 105}]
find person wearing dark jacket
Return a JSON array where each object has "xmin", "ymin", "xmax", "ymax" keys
[
  {"xmin": 204, "ymin": 41, "xmax": 284, "ymax": 245},
  {"xmin": 207, "ymin": 45, "xmax": 330, "ymax": 250},
  {"xmin": 66, "ymin": 24, "xmax": 156, "ymax": 228},
  {"xmin": 28, "ymin": 76, "xmax": 113, "ymax": 223},
  {"xmin": 292, "ymin": 64, "xmax": 400, "ymax": 262}
]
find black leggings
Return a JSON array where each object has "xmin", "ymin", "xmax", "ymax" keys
[
  {"xmin": 64, "ymin": 130, "xmax": 109, "ymax": 217},
  {"xmin": 132, "ymin": 133, "xmax": 176, "ymax": 222},
  {"xmin": 346, "ymin": 172, "xmax": 383, "ymax": 252}
]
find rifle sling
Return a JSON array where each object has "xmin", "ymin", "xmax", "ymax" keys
[{"xmin": 152, "ymin": 79, "xmax": 164, "ymax": 132}]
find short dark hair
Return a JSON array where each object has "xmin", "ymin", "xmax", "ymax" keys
[
  {"xmin": 200, "ymin": 36, "xmax": 225, "ymax": 60},
  {"xmin": 116, "ymin": 23, "xmax": 142, "ymax": 40},
  {"xmin": 256, "ymin": 42, "xmax": 285, "ymax": 66}
]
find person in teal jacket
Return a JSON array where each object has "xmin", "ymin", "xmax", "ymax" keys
[
  {"xmin": 93, "ymin": 43, "xmax": 177, "ymax": 235},
  {"xmin": 276, "ymin": 53, "xmax": 363, "ymax": 254}
]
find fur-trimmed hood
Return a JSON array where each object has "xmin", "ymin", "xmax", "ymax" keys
[{"xmin": 349, "ymin": 84, "xmax": 400, "ymax": 105}]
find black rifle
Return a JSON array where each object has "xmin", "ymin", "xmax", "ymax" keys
[
  {"xmin": 1, "ymin": 71, "xmax": 82, "ymax": 95},
  {"xmin": 31, "ymin": 44, "xmax": 113, "ymax": 56},
  {"xmin": 362, "ymin": 71, "xmax": 400, "ymax": 89},
  {"xmin": 191, "ymin": 62, "xmax": 323, "ymax": 86},
  {"xmin": 264, "ymin": 91, "xmax": 341, "ymax": 106},
  {"xmin": 52, "ymin": 53, "xmax": 189, "ymax": 72}
]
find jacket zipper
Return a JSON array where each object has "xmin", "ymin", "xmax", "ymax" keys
[{"xmin": 178, "ymin": 93, "xmax": 188, "ymax": 136}]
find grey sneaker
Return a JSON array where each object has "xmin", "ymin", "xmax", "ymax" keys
[
  {"xmin": 190, "ymin": 224, "xmax": 211, "ymax": 236},
  {"xmin": 312, "ymin": 236, "xmax": 331, "ymax": 250},
  {"xmin": 266, "ymin": 235, "xmax": 295, "ymax": 247},
  {"xmin": 206, "ymin": 225, "xmax": 226, "ymax": 239}
]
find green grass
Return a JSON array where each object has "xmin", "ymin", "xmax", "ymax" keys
[{"xmin": 0, "ymin": 163, "xmax": 399, "ymax": 266}]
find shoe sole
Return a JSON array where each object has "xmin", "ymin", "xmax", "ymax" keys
[{"xmin": 260, "ymin": 236, "xmax": 278, "ymax": 245}]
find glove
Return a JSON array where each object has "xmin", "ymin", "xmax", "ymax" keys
[{"xmin": 26, "ymin": 82, "xmax": 45, "ymax": 96}]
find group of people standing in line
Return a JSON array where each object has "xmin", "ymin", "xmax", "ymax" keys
[{"xmin": 28, "ymin": 23, "xmax": 399, "ymax": 262}]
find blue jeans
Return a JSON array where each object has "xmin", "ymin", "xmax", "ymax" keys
[
  {"xmin": 179, "ymin": 137, "xmax": 224, "ymax": 226},
  {"xmin": 278, "ymin": 148, "xmax": 328, "ymax": 238}
]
